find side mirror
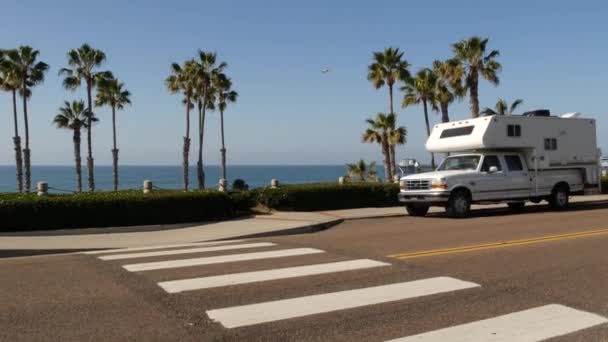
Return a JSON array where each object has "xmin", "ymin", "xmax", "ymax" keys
[{"xmin": 489, "ymin": 166, "xmax": 499, "ymax": 173}]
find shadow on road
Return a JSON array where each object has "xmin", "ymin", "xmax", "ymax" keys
[{"xmin": 426, "ymin": 200, "xmax": 608, "ymax": 219}]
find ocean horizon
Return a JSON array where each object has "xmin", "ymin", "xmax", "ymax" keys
[{"xmin": 0, "ymin": 164, "xmax": 388, "ymax": 192}]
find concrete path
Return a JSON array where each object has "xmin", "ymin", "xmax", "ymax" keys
[{"xmin": 1, "ymin": 194, "xmax": 606, "ymax": 253}]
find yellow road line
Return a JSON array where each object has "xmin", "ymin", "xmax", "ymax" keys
[{"xmin": 388, "ymin": 228, "xmax": 608, "ymax": 260}]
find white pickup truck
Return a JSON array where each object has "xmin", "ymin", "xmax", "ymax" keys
[{"xmin": 399, "ymin": 112, "xmax": 600, "ymax": 217}]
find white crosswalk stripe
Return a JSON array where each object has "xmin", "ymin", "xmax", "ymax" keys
[
  {"xmin": 99, "ymin": 242, "xmax": 275, "ymax": 260},
  {"xmin": 206, "ymin": 276, "xmax": 480, "ymax": 328},
  {"xmin": 90, "ymin": 240, "xmax": 607, "ymax": 339},
  {"xmin": 123, "ymin": 248, "xmax": 325, "ymax": 272},
  {"xmin": 158, "ymin": 259, "xmax": 391, "ymax": 293},
  {"xmin": 81, "ymin": 239, "xmax": 246, "ymax": 255},
  {"xmin": 386, "ymin": 304, "xmax": 608, "ymax": 342}
]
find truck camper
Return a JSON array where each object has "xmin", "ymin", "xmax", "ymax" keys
[{"xmin": 398, "ymin": 110, "xmax": 601, "ymax": 217}]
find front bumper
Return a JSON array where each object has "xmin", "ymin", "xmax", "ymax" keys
[{"xmin": 398, "ymin": 191, "xmax": 451, "ymax": 204}]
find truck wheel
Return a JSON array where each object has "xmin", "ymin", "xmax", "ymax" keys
[
  {"xmin": 508, "ymin": 202, "xmax": 526, "ymax": 211},
  {"xmin": 549, "ymin": 184, "xmax": 569, "ymax": 210},
  {"xmin": 446, "ymin": 190, "xmax": 471, "ymax": 218},
  {"xmin": 406, "ymin": 204, "xmax": 430, "ymax": 217}
]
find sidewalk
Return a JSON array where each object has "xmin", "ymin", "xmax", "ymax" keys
[{"xmin": 1, "ymin": 195, "xmax": 607, "ymax": 253}]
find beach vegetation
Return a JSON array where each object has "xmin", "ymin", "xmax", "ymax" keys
[
  {"xmin": 451, "ymin": 36, "xmax": 501, "ymax": 118},
  {"xmin": 3, "ymin": 46, "xmax": 49, "ymax": 193},
  {"xmin": 95, "ymin": 77, "xmax": 131, "ymax": 191},
  {"xmin": 59, "ymin": 43, "xmax": 113, "ymax": 191},
  {"xmin": 52, "ymin": 100, "xmax": 97, "ymax": 193}
]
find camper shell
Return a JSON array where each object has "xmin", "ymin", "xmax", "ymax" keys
[
  {"xmin": 398, "ymin": 111, "xmax": 601, "ymax": 218},
  {"xmin": 425, "ymin": 113, "xmax": 600, "ymax": 186}
]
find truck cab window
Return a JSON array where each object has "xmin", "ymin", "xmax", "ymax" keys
[
  {"xmin": 505, "ymin": 155, "xmax": 524, "ymax": 171},
  {"xmin": 481, "ymin": 155, "xmax": 502, "ymax": 172}
]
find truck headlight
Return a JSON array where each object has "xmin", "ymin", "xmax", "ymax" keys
[
  {"xmin": 431, "ymin": 179, "xmax": 448, "ymax": 190},
  {"xmin": 399, "ymin": 180, "xmax": 406, "ymax": 190}
]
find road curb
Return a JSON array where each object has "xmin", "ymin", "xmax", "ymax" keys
[{"xmin": 217, "ymin": 218, "xmax": 345, "ymax": 240}]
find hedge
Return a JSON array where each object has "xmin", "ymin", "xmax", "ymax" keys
[
  {"xmin": 256, "ymin": 182, "xmax": 400, "ymax": 211},
  {"xmin": 0, "ymin": 190, "xmax": 253, "ymax": 231}
]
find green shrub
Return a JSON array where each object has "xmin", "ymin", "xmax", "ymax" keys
[
  {"xmin": 228, "ymin": 190, "xmax": 259, "ymax": 212},
  {"xmin": 257, "ymin": 182, "xmax": 400, "ymax": 211},
  {"xmin": 602, "ymin": 176, "xmax": 608, "ymax": 193},
  {"xmin": 0, "ymin": 190, "xmax": 255, "ymax": 231}
]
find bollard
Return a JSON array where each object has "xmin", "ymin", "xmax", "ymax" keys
[
  {"xmin": 270, "ymin": 179, "xmax": 279, "ymax": 188},
  {"xmin": 37, "ymin": 181, "xmax": 48, "ymax": 197},
  {"xmin": 143, "ymin": 180, "xmax": 153, "ymax": 194},
  {"xmin": 218, "ymin": 178, "xmax": 228, "ymax": 192},
  {"xmin": 338, "ymin": 176, "xmax": 346, "ymax": 185},
  {"xmin": 393, "ymin": 175, "xmax": 400, "ymax": 184}
]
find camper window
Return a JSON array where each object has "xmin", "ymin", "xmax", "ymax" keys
[
  {"xmin": 505, "ymin": 155, "xmax": 524, "ymax": 171},
  {"xmin": 481, "ymin": 155, "xmax": 502, "ymax": 173},
  {"xmin": 440, "ymin": 126, "xmax": 474, "ymax": 138},
  {"xmin": 507, "ymin": 124, "xmax": 521, "ymax": 137},
  {"xmin": 544, "ymin": 138, "xmax": 558, "ymax": 150}
]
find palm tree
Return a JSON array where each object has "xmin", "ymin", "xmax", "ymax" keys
[
  {"xmin": 481, "ymin": 99, "xmax": 523, "ymax": 116},
  {"xmin": 95, "ymin": 78, "xmax": 131, "ymax": 191},
  {"xmin": 363, "ymin": 113, "xmax": 392, "ymax": 181},
  {"xmin": 0, "ymin": 51, "xmax": 24, "ymax": 192},
  {"xmin": 402, "ymin": 68, "xmax": 437, "ymax": 168},
  {"xmin": 165, "ymin": 60, "xmax": 197, "ymax": 191},
  {"xmin": 193, "ymin": 51, "xmax": 226, "ymax": 189},
  {"xmin": 452, "ymin": 36, "xmax": 502, "ymax": 118},
  {"xmin": 216, "ymin": 75, "xmax": 238, "ymax": 182},
  {"xmin": 432, "ymin": 59, "xmax": 464, "ymax": 123},
  {"xmin": 53, "ymin": 100, "xmax": 97, "ymax": 192},
  {"xmin": 4, "ymin": 46, "xmax": 49, "ymax": 193},
  {"xmin": 367, "ymin": 47, "xmax": 411, "ymax": 175},
  {"xmin": 346, "ymin": 159, "xmax": 368, "ymax": 181},
  {"xmin": 385, "ymin": 112, "xmax": 407, "ymax": 180},
  {"xmin": 59, "ymin": 43, "xmax": 113, "ymax": 192}
]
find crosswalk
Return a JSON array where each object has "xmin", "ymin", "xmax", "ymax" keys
[{"xmin": 85, "ymin": 239, "xmax": 608, "ymax": 341}]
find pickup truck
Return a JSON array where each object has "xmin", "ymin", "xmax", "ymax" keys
[{"xmin": 398, "ymin": 152, "xmax": 584, "ymax": 217}]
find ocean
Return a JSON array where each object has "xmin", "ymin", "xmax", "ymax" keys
[{"xmin": 0, "ymin": 165, "xmax": 387, "ymax": 192}]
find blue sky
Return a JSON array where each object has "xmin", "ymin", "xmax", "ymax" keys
[{"xmin": 1, "ymin": 0, "xmax": 606, "ymax": 165}]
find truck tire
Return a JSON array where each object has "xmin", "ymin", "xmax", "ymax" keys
[
  {"xmin": 508, "ymin": 202, "xmax": 526, "ymax": 211},
  {"xmin": 406, "ymin": 204, "xmax": 430, "ymax": 217},
  {"xmin": 549, "ymin": 184, "xmax": 569, "ymax": 210},
  {"xmin": 446, "ymin": 190, "xmax": 471, "ymax": 218}
]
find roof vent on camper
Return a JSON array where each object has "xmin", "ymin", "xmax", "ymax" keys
[{"xmin": 523, "ymin": 109, "xmax": 551, "ymax": 117}]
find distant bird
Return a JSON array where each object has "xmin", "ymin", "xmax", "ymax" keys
[{"xmin": 322, "ymin": 68, "xmax": 331, "ymax": 74}]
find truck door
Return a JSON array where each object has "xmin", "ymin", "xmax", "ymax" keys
[
  {"xmin": 476, "ymin": 155, "xmax": 508, "ymax": 201},
  {"xmin": 504, "ymin": 154, "xmax": 531, "ymax": 199}
]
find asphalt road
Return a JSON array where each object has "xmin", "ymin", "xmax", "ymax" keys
[{"xmin": 3, "ymin": 202, "xmax": 608, "ymax": 341}]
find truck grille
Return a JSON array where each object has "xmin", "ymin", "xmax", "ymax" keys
[{"xmin": 406, "ymin": 180, "xmax": 431, "ymax": 190}]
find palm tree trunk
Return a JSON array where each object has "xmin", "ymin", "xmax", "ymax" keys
[
  {"xmin": 388, "ymin": 84, "xmax": 397, "ymax": 178},
  {"xmin": 74, "ymin": 128, "xmax": 82, "ymax": 192},
  {"xmin": 220, "ymin": 108, "xmax": 227, "ymax": 181},
  {"xmin": 111, "ymin": 105, "xmax": 119, "ymax": 191},
  {"xmin": 390, "ymin": 144, "xmax": 396, "ymax": 182},
  {"xmin": 440, "ymin": 102, "xmax": 450, "ymax": 123},
  {"xmin": 388, "ymin": 83, "xmax": 394, "ymax": 116},
  {"xmin": 422, "ymin": 99, "xmax": 435, "ymax": 169},
  {"xmin": 183, "ymin": 96, "xmax": 191, "ymax": 191},
  {"xmin": 11, "ymin": 90, "xmax": 23, "ymax": 193},
  {"xmin": 381, "ymin": 134, "xmax": 392, "ymax": 182},
  {"xmin": 197, "ymin": 100, "xmax": 207, "ymax": 190},
  {"xmin": 21, "ymin": 77, "xmax": 31, "ymax": 193},
  {"xmin": 86, "ymin": 79, "xmax": 95, "ymax": 191},
  {"xmin": 469, "ymin": 69, "xmax": 479, "ymax": 118}
]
